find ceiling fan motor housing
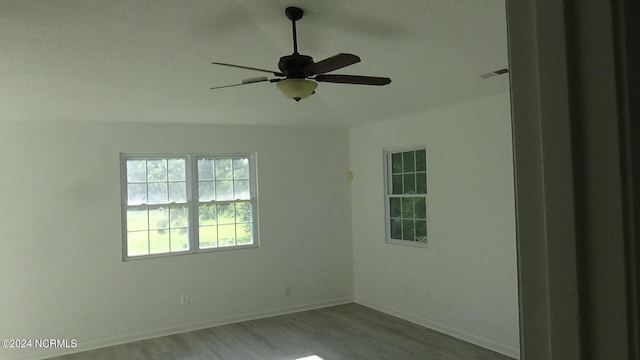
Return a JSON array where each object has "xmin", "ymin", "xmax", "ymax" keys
[{"xmin": 278, "ymin": 54, "xmax": 314, "ymax": 78}]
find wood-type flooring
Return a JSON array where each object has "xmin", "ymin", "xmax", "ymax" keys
[{"xmin": 48, "ymin": 303, "xmax": 515, "ymax": 360}]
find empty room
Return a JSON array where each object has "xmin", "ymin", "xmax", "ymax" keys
[{"xmin": 1, "ymin": 1, "xmax": 522, "ymax": 359}]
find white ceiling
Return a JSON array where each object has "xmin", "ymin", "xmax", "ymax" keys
[{"xmin": 0, "ymin": 0, "xmax": 509, "ymax": 128}]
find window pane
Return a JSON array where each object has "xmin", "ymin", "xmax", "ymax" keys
[
  {"xmin": 199, "ymin": 226, "xmax": 218, "ymax": 248},
  {"xmin": 415, "ymin": 197, "xmax": 426, "ymax": 219},
  {"xmin": 127, "ymin": 160, "xmax": 146, "ymax": 182},
  {"xmin": 390, "ymin": 218, "xmax": 402, "ymax": 239},
  {"xmin": 149, "ymin": 208, "xmax": 168, "ymax": 230},
  {"xmin": 199, "ymin": 204, "xmax": 217, "ymax": 225},
  {"xmin": 148, "ymin": 183, "xmax": 168, "ymax": 204},
  {"xmin": 128, "ymin": 184, "xmax": 147, "ymax": 205},
  {"xmin": 216, "ymin": 180, "xmax": 233, "ymax": 201},
  {"xmin": 168, "ymin": 182, "xmax": 186, "ymax": 203},
  {"xmin": 215, "ymin": 159, "xmax": 232, "ymax": 180},
  {"xmin": 169, "ymin": 206, "xmax": 188, "ymax": 228},
  {"xmin": 389, "ymin": 198, "xmax": 401, "ymax": 218},
  {"xmin": 233, "ymin": 158, "xmax": 249, "ymax": 179},
  {"xmin": 401, "ymin": 197, "xmax": 414, "ymax": 218},
  {"xmin": 127, "ymin": 208, "xmax": 148, "ymax": 232},
  {"xmin": 198, "ymin": 159, "xmax": 214, "ymax": 180},
  {"xmin": 392, "ymin": 175, "xmax": 403, "ymax": 194},
  {"xmin": 234, "ymin": 180, "xmax": 250, "ymax": 200},
  {"xmin": 168, "ymin": 159, "xmax": 185, "ymax": 181},
  {"xmin": 402, "ymin": 220, "xmax": 415, "ymax": 241},
  {"xmin": 391, "ymin": 153, "xmax": 403, "ymax": 174},
  {"xmin": 217, "ymin": 203, "xmax": 235, "ymax": 223},
  {"xmin": 236, "ymin": 224, "xmax": 252, "ymax": 245},
  {"xmin": 149, "ymin": 230, "xmax": 170, "ymax": 254},
  {"xmin": 127, "ymin": 231, "xmax": 149, "ymax": 256},
  {"xmin": 403, "ymin": 151, "xmax": 415, "ymax": 172},
  {"xmin": 236, "ymin": 201, "xmax": 252, "ymax": 222},
  {"xmin": 416, "ymin": 149, "xmax": 426, "ymax": 171},
  {"xmin": 170, "ymin": 228, "xmax": 189, "ymax": 252},
  {"xmin": 415, "ymin": 220, "xmax": 427, "ymax": 243},
  {"xmin": 147, "ymin": 160, "xmax": 167, "ymax": 182},
  {"xmin": 416, "ymin": 173, "xmax": 427, "ymax": 194},
  {"xmin": 217, "ymin": 224, "xmax": 236, "ymax": 246},
  {"xmin": 404, "ymin": 174, "xmax": 416, "ymax": 194},
  {"xmin": 199, "ymin": 181, "xmax": 215, "ymax": 202}
]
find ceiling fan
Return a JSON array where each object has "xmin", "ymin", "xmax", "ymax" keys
[{"xmin": 210, "ymin": 6, "xmax": 391, "ymax": 101}]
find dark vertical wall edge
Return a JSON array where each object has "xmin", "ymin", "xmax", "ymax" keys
[{"xmin": 614, "ymin": 0, "xmax": 640, "ymax": 358}]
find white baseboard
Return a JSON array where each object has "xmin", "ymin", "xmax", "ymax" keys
[
  {"xmin": 354, "ymin": 298, "xmax": 521, "ymax": 360},
  {"xmin": 5, "ymin": 297, "xmax": 353, "ymax": 360}
]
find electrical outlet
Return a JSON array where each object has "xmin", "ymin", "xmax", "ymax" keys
[
  {"xmin": 180, "ymin": 293, "xmax": 189, "ymax": 305},
  {"xmin": 283, "ymin": 286, "xmax": 292, "ymax": 296},
  {"xmin": 425, "ymin": 290, "xmax": 429, "ymax": 298}
]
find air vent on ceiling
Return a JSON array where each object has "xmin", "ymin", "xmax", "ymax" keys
[{"xmin": 480, "ymin": 68, "xmax": 509, "ymax": 79}]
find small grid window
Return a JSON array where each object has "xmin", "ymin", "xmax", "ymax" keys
[
  {"xmin": 121, "ymin": 154, "xmax": 258, "ymax": 260},
  {"xmin": 385, "ymin": 148, "xmax": 427, "ymax": 245}
]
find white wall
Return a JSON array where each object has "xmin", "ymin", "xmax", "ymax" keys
[
  {"xmin": 0, "ymin": 122, "xmax": 353, "ymax": 360},
  {"xmin": 349, "ymin": 93, "xmax": 520, "ymax": 358}
]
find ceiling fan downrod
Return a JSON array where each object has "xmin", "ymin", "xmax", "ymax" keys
[{"xmin": 285, "ymin": 7, "xmax": 304, "ymax": 54}]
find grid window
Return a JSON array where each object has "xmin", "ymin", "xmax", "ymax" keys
[
  {"xmin": 385, "ymin": 148, "xmax": 427, "ymax": 245},
  {"xmin": 121, "ymin": 154, "xmax": 258, "ymax": 260},
  {"xmin": 196, "ymin": 157, "xmax": 253, "ymax": 249}
]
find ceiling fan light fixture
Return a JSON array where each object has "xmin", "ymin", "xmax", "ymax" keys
[{"xmin": 276, "ymin": 79, "xmax": 317, "ymax": 101}]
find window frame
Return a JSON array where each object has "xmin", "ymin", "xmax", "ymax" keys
[
  {"xmin": 120, "ymin": 153, "xmax": 259, "ymax": 261},
  {"xmin": 383, "ymin": 146, "xmax": 428, "ymax": 247}
]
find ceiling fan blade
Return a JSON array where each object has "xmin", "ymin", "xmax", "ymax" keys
[
  {"xmin": 210, "ymin": 76, "xmax": 276, "ymax": 90},
  {"xmin": 303, "ymin": 53, "xmax": 361, "ymax": 75},
  {"xmin": 212, "ymin": 62, "xmax": 285, "ymax": 77},
  {"xmin": 314, "ymin": 74, "xmax": 391, "ymax": 86}
]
